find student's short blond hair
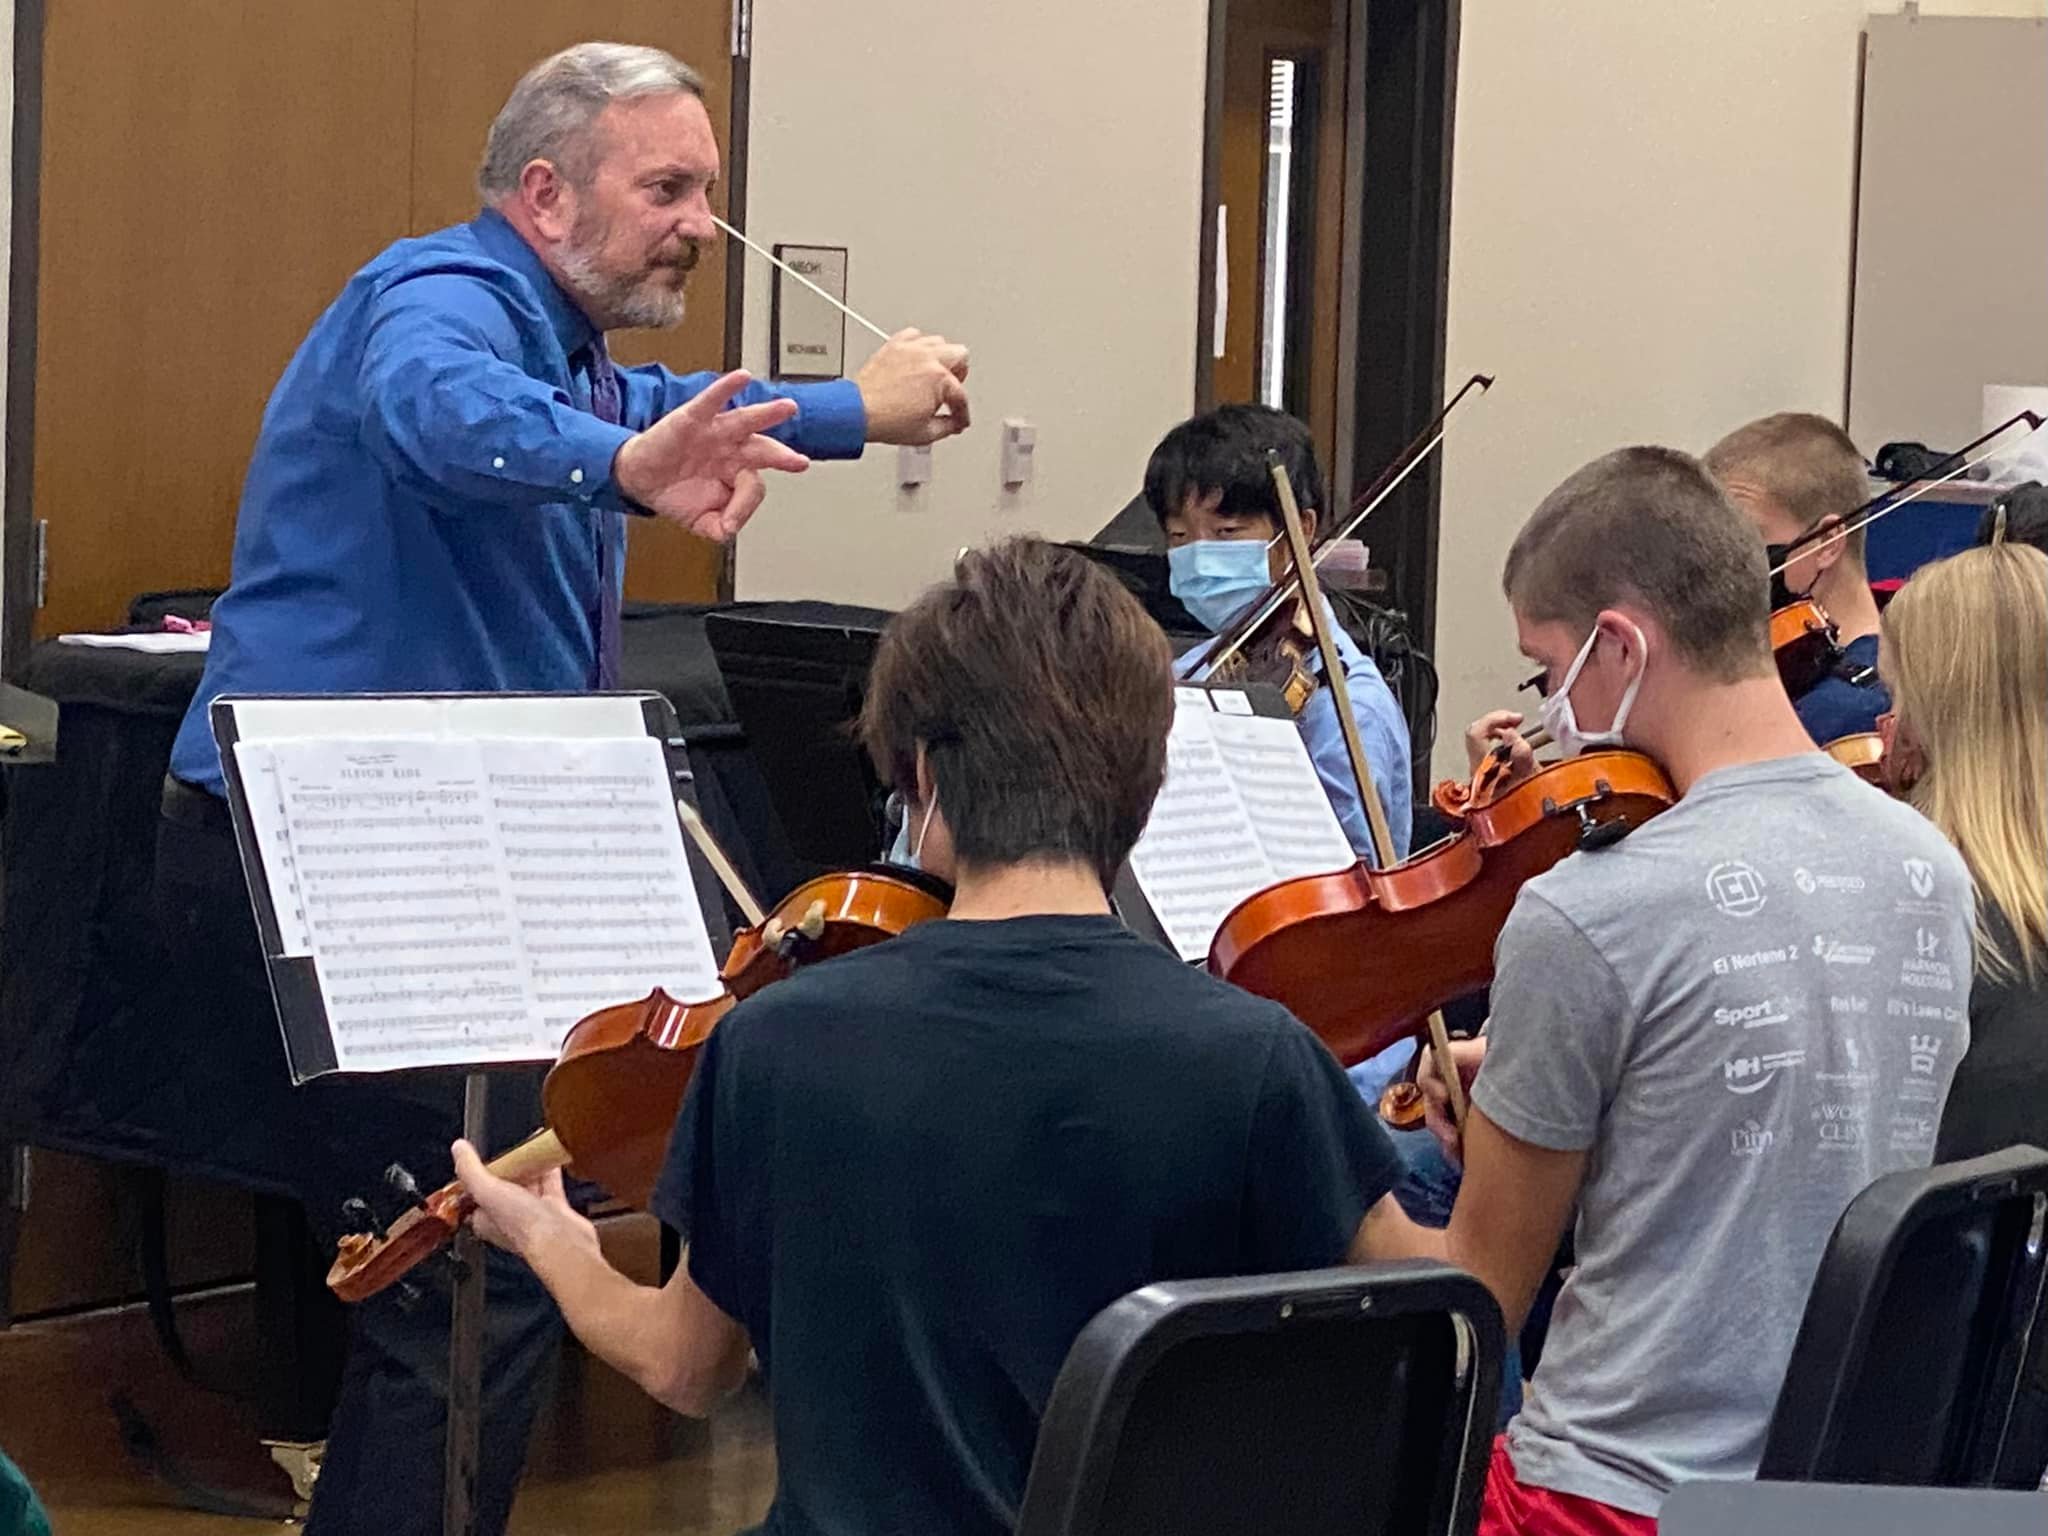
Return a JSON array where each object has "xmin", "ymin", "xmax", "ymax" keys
[{"xmin": 1703, "ymin": 413, "xmax": 1870, "ymax": 567}]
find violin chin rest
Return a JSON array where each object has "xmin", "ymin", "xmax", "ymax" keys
[{"xmin": 1577, "ymin": 817, "xmax": 1632, "ymax": 852}]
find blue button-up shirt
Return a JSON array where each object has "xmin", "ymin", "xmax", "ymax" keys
[{"xmin": 169, "ymin": 209, "xmax": 866, "ymax": 794}]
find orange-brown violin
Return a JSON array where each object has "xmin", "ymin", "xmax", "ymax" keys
[
  {"xmin": 1209, "ymin": 750, "xmax": 1675, "ymax": 1069},
  {"xmin": 1770, "ymin": 597, "xmax": 1846, "ymax": 699},
  {"xmin": 1822, "ymin": 731, "xmax": 1888, "ymax": 787},
  {"xmin": 325, "ymin": 866, "xmax": 948, "ymax": 1302}
]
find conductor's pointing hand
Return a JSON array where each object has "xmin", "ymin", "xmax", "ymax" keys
[{"xmin": 612, "ymin": 370, "xmax": 811, "ymax": 541}]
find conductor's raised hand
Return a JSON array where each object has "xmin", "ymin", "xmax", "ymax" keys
[
  {"xmin": 612, "ymin": 370, "xmax": 810, "ymax": 541},
  {"xmin": 855, "ymin": 328, "xmax": 972, "ymax": 446}
]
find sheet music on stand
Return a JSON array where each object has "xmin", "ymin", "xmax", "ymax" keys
[
  {"xmin": 211, "ymin": 691, "xmax": 733, "ymax": 1536},
  {"xmin": 212, "ymin": 692, "xmax": 730, "ymax": 1081},
  {"xmin": 1121, "ymin": 684, "xmax": 1356, "ymax": 962}
]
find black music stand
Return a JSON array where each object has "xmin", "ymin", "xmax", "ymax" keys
[
  {"xmin": 704, "ymin": 603, "xmax": 895, "ymax": 876},
  {"xmin": 210, "ymin": 691, "xmax": 730, "ymax": 1536}
]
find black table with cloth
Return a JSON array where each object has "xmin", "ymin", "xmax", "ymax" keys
[{"xmin": 0, "ymin": 596, "xmax": 823, "ymax": 1529}]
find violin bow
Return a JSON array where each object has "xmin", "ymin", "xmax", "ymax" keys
[
  {"xmin": 1269, "ymin": 457, "xmax": 1469, "ymax": 1132},
  {"xmin": 675, "ymin": 797, "xmax": 768, "ymax": 927},
  {"xmin": 1194, "ymin": 372, "xmax": 1494, "ymax": 679},
  {"xmin": 1768, "ymin": 410, "xmax": 2045, "ymax": 578},
  {"xmin": 713, "ymin": 216, "xmax": 893, "ymax": 342}
]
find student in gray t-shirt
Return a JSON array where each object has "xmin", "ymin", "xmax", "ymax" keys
[{"xmin": 1432, "ymin": 447, "xmax": 1974, "ymax": 1532}]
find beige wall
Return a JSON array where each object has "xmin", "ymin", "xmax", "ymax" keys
[
  {"xmin": 1431, "ymin": 0, "xmax": 2047, "ymax": 777},
  {"xmin": 730, "ymin": 0, "xmax": 1209, "ymax": 605}
]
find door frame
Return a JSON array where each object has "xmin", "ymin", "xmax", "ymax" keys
[
  {"xmin": 2, "ymin": 0, "xmax": 43, "ymax": 678},
  {"xmin": 0, "ymin": 0, "xmax": 754, "ymax": 674},
  {"xmin": 1194, "ymin": 0, "xmax": 1461, "ymax": 657}
]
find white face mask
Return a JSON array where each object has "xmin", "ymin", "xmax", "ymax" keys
[
  {"xmin": 1537, "ymin": 621, "xmax": 1647, "ymax": 758},
  {"xmin": 909, "ymin": 797, "xmax": 937, "ymax": 869}
]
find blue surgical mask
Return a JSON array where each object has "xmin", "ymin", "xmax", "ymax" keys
[{"xmin": 1167, "ymin": 538, "xmax": 1277, "ymax": 632}]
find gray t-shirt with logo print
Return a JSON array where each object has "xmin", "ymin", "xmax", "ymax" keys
[{"xmin": 1472, "ymin": 753, "xmax": 1974, "ymax": 1518}]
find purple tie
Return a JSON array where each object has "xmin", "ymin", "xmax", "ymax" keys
[{"xmin": 583, "ymin": 338, "xmax": 625, "ymax": 690}]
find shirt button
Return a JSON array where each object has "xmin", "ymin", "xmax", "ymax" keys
[
  {"xmin": 570, "ymin": 468, "xmax": 585, "ymax": 485},
  {"xmin": 493, "ymin": 456, "xmax": 506, "ymax": 470}
]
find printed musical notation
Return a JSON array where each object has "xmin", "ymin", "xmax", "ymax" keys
[
  {"xmin": 235, "ymin": 733, "xmax": 719, "ymax": 1074},
  {"xmin": 1128, "ymin": 699, "xmax": 1353, "ymax": 963},
  {"xmin": 488, "ymin": 737, "xmax": 719, "ymax": 1043}
]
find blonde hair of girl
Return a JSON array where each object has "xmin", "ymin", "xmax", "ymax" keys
[{"xmin": 1880, "ymin": 542, "xmax": 2048, "ymax": 982}]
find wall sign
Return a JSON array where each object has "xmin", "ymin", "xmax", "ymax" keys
[{"xmin": 770, "ymin": 244, "xmax": 850, "ymax": 381}]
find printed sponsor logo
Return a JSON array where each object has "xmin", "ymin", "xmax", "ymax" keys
[
  {"xmin": 1731, "ymin": 1119, "xmax": 1775, "ymax": 1157},
  {"xmin": 1812, "ymin": 935, "xmax": 1877, "ymax": 966},
  {"xmin": 1828, "ymin": 995, "xmax": 1869, "ymax": 1017},
  {"xmin": 1909, "ymin": 1034, "xmax": 1943, "ymax": 1076},
  {"xmin": 1713, "ymin": 945, "xmax": 1792, "ymax": 977},
  {"xmin": 1900, "ymin": 956, "xmax": 1954, "ymax": 993},
  {"xmin": 1903, "ymin": 858, "xmax": 1936, "ymax": 899},
  {"xmin": 1889, "ymin": 1113, "xmax": 1937, "ymax": 1155},
  {"xmin": 1794, "ymin": 867, "xmax": 1868, "ymax": 895},
  {"xmin": 1707, "ymin": 861, "xmax": 1768, "ymax": 918},
  {"xmin": 1814, "ymin": 1101, "xmax": 1869, "ymax": 1150},
  {"xmin": 1888, "ymin": 998, "xmax": 1966, "ymax": 1024},
  {"xmin": 1713, "ymin": 997, "xmax": 1790, "ymax": 1030},
  {"xmin": 1723, "ymin": 1049, "xmax": 1806, "ymax": 1095},
  {"xmin": 1814, "ymin": 1029, "xmax": 1876, "ymax": 1090},
  {"xmin": 1916, "ymin": 927, "xmax": 1942, "ymax": 959}
]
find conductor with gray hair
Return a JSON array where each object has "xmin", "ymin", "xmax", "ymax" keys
[{"xmin": 153, "ymin": 42, "xmax": 971, "ymax": 1536}]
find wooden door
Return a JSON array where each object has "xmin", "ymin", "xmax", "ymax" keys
[
  {"xmin": 30, "ymin": 0, "xmax": 416, "ymax": 635},
  {"xmin": 411, "ymin": 0, "xmax": 736, "ymax": 604},
  {"xmin": 30, "ymin": 0, "xmax": 736, "ymax": 638},
  {"xmin": 1211, "ymin": 0, "xmax": 1350, "ymax": 477}
]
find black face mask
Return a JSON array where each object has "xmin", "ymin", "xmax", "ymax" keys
[{"xmin": 1764, "ymin": 542, "xmax": 1817, "ymax": 611}]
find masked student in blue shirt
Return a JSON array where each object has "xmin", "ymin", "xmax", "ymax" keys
[{"xmin": 1149, "ymin": 405, "xmax": 1417, "ymax": 1103}]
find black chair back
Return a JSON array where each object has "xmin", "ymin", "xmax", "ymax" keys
[
  {"xmin": 1017, "ymin": 1262, "xmax": 1504, "ymax": 1536},
  {"xmin": 1760, "ymin": 1145, "xmax": 2048, "ymax": 1488}
]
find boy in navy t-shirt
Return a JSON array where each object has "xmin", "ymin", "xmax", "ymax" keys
[{"xmin": 457, "ymin": 539, "xmax": 1423, "ymax": 1536}]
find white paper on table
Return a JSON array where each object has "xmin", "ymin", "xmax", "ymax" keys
[{"xmin": 58, "ymin": 631, "xmax": 210, "ymax": 653}]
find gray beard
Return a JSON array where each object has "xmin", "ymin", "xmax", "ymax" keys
[{"xmin": 559, "ymin": 241, "xmax": 688, "ymax": 331}]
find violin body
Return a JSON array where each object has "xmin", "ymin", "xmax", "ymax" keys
[
  {"xmin": 723, "ymin": 866, "xmax": 950, "ymax": 999},
  {"xmin": 1205, "ymin": 598, "xmax": 1320, "ymax": 715},
  {"xmin": 1822, "ymin": 731, "xmax": 1887, "ymax": 788},
  {"xmin": 1771, "ymin": 598, "xmax": 1841, "ymax": 698},
  {"xmin": 325, "ymin": 866, "xmax": 949, "ymax": 1303},
  {"xmin": 1209, "ymin": 751, "xmax": 1675, "ymax": 1067}
]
